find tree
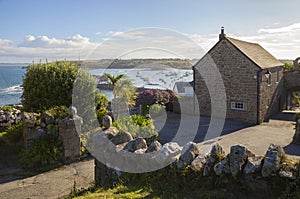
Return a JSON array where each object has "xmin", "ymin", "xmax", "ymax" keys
[{"xmin": 103, "ymin": 73, "xmax": 136, "ymax": 118}]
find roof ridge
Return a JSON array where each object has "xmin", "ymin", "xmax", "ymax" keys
[{"xmin": 225, "ymin": 36, "xmax": 283, "ymax": 69}]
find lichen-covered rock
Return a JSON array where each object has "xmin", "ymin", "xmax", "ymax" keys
[
  {"xmin": 123, "ymin": 137, "xmax": 147, "ymax": 152},
  {"xmin": 244, "ymin": 156, "xmax": 263, "ymax": 174},
  {"xmin": 261, "ymin": 144, "xmax": 285, "ymax": 177},
  {"xmin": 229, "ymin": 145, "xmax": 254, "ymax": 178},
  {"xmin": 102, "ymin": 115, "xmax": 112, "ymax": 129},
  {"xmin": 214, "ymin": 158, "xmax": 230, "ymax": 175},
  {"xmin": 278, "ymin": 163, "xmax": 297, "ymax": 180},
  {"xmin": 155, "ymin": 142, "xmax": 182, "ymax": 163},
  {"xmin": 203, "ymin": 143, "xmax": 225, "ymax": 176},
  {"xmin": 191, "ymin": 155, "xmax": 207, "ymax": 172},
  {"xmin": 111, "ymin": 131, "xmax": 133, "ymax": 145},
  {"xmin": 145, "ymin": 140, "xmax": 162, "ymax": 153},
  {"xmin": 103, "ymin": 127, "xmax": 119, "ymax": 140},
  {"xmin": 177, "ymin": 142, "xmax": 200, "ymax": 169}
]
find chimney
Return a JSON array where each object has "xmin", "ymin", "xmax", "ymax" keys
[{"xmin": 219, "ymin": 26, "xmax": 226, "ymax": 40}]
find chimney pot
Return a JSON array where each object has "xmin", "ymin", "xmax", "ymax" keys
[{"xmin": 219, "ymin": 26, "xmax": 226, "ymax": 40}]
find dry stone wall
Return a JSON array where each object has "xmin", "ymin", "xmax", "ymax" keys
[{"xmin": 93, "ymin": 117, "xmax": 297, "ymax": 187}]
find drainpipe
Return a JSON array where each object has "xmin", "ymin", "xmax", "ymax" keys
[{"xmin": 257, "ymin": 70, "xmax": 261, "ymax": 125}]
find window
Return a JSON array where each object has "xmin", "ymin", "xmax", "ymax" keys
[{"xmin": 231, "ymin": 102, "xmax": 245, "ymax": 110}]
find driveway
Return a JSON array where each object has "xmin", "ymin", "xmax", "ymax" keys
[{"xmin": 155, "ymin": 111, "xmax": 300, "ymax": 158}]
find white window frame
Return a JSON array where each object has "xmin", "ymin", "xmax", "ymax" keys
[{"xmin": 231, "ymin": 102, "xmax": 245, "ymax": 111}]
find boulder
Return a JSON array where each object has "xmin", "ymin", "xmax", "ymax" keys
[
  {"xmin": 244, "ymin": 156, "xmax": 263, "ymax": 175},
  {"xmin": 145, "ymin": 140, "xmax": 162, "ymax": 153},
  {"xmin": 177, "ymin": 142, "xmax": 200, "ymax": 169},
  {"xmin": 214, "ymin": 158, "xmax": 230, "ymax": 175},
  {"xmin": 103, "ymin": 127, "xmax": 119, "ymax": 140},
  {"xmin": 229, "ymin": 145, "xmax": 254, "ymax": 178},
  {"xmin": 111, "ymin": 131, "xmax": 133, "ymax": 145},
  {"xmin": 261, "ymin": 144, "xmax": 285, "ymax": 177},
  {"xmin": 102, "ymin": 115, "xmax": 112, "ymax": 129},
  {"xmin": 123, "ymin": 137, "xmax": 147, "ymax": 152},
  {"xmin": 203, "ymin": 143, "xmax": 225, "ymax": 176},
  {"xmin": 155, "ymin": 142, "xmax": 182, "ymax": 163},
  {"xmin": 191, "ymin": 155, "xmax": 207, "ymax": 172}
]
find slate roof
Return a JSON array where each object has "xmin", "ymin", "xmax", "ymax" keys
[{"xmin": 226, "ymin": 37, "xmax": 283, "ymax": 69}]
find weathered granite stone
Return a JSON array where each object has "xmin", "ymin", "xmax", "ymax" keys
[
  {"xmin": 123, "ymin": 137, "xmax": 147, "ymax": 152},
  {"xmin": 58, "ymin": 107, "xmax": 83, "ymax": 163},
  {"xmin": 203, "ymin": 143, "xmax": 225, "ymax": 176},
  {"xmin": 145, "ymin": 140, "xmax": 162, "ymax": 153},
  {"xmin": 244, "ymin": 156, "xmax": 263, "ymax": 174},
  {"xmin": 261, "ymin": 144, "xmax": 285, "ymax": 177},
  {"xmin": 278, "ymin": 163, "xmax": 297, "ymax": 180},
  {"xmin": 191, "ymin": 155, "xmax": 207, "ymax": 172},
  {"xmin": 155, "ymin": 142, "xmax": 182, "ymax": 163},
  {"xmin": 229, "ymin": 145, "xmax": 254, "ymax": 178},
  {"xmin": 103, "ymin": 127, "xmax": 119, "ymax": 140},
  {"xmin": 177, "ymin": 142, "xmax": 200, "ymax": 169},
  {"xmin": 102, "ymin": 115, "xmax": 112, "ymax": 129},
  {"xmin": 111, "ymin": 131, "xmax": 133, "ymax": 145},
  {"xmin": 214, "ymin": 158, "xmax": 230, "ymax": 175}
]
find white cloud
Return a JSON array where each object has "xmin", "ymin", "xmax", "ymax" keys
[
  {"xmin": 1, "ymin": 24, "xmax": 300, "ymax": 63},
  {"xmin": 259, "ymin": 23, "xmax": 300, "ymax": 33},
  {"xmin": 19, "ymin": 34, "xmax": 91, "ymax": 48},
  {"xmin": 0, "ymin": 39, "xmax": 12, "ymax": 47}
]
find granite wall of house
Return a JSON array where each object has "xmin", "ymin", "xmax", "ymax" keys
[{"xmin": 194, "ymin": 39, "xmax": 259, "ymax": 124}]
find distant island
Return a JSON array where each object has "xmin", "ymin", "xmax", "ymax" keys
[
  {"xmin": 71, "ymin": 58, "xmax": 200, "ymax": 70},
  {"xmin": 0, "ymin": 58, "xmax": 292, "ymax": 70}
]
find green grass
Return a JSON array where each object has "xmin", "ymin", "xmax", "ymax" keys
[{"xmin": 74, "ymin": 185, "xmax": 151, "ymax": 199}]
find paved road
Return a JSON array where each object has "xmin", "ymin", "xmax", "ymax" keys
[
  {"xmin": 0, "ymin": 111, "xmax": 299, "ymax": 199},
  {"xmin": 0, "ymin": 158, "xmax": 94, "ymax": 199}
]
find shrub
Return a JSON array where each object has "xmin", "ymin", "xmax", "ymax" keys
[
  {"xmin": 135, "ymin": 89, "xmax": 177, "ymax": 115},
  {"xmin": 22, "ymin": 60, "xmax": 95, "ymax": 113},
  {"xmin": 4, "ymin": 122, "xmax": 23, "ymax": 143},
  {"xmin": 113, "ymin": 115, "xmax": 158, "ymax": 138},
  {"xmin": 149, "ymin": 103, "xmax": 165, "ymax": 117},
  {"xmin": 44, "ymin": 106, "xmax": 69, "ymax": 120}
]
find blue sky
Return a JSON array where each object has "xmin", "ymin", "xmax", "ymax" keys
[{"xmin": 1, "ymin": 0, "xmax": 300, "ymax": 62}]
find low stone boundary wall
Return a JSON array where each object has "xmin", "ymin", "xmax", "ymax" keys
[
  {"xmin": 22, "ymin": 107, "xmax": 82, "ymax": 163},
  {"xmin": 93, "ymin": 123, "xmax": 297, "ymax": 188}
]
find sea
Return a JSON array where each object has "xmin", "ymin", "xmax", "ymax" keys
[{"xmin": 0, "ymin": 66, "xmax": 193, "ymax": 106}]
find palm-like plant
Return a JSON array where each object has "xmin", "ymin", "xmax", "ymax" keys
[
  {"xmin": 103, "ymin": 73, "xmax": 127, "ymax": 91},
  {"xmin": 103, "ymin": 73, "xmax": 135, "ymax": 118}
]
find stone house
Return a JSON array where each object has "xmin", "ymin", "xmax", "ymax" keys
[{"xmin": 193, "ymin": 28, "xmax": 284, "ymax": 124}]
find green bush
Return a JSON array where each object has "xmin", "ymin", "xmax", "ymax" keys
[
  {"xmin": 149, "ymin": 103, "xmax": 165, "ymax": 117},
  {"xmin": 113, "ymin": 115, "xmax": 158, "ymax": 138},
  {"xmin": 20, "ymin": 124, "xmax": 63, "ymax": 169},
  {"xmin": 22, "ymin": 60, "xmax": 95, "ymax": 112},
  {"xmin": 44, "ymin": 106, "xmax": 69, "ymax": 120},
  {"xmin": 4, "ymin": 122, "xmax": 23, "ymax": 143}
]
